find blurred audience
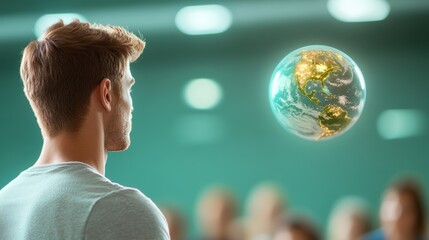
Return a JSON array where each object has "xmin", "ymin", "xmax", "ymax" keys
[
  {"xmin": 273, "ymin": 215, "xmax": 321, "ymax": 240},
  {"xmin": 195, "ymin": 186, "xmax": 239, "ymax": 240},
  {"xmin": 364, "ymin": 177, "xmax": 427, "ymax": 240},
  {"xmin": 327, "ymin": 197, "xmax": 372, "ymax": 240},
  {"xmin": 243, "ymin": 182, "xmax": 287, "ymax": 240},
  {"xmin": 160, "ymin": 177, "xmax": 428, "ymax": 240},
  {"xmin": 161, "ymin": 205, "xmax": 187, "ymax": 240}
]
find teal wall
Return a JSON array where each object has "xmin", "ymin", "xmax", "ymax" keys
[{"xmin": 1, "ymin": 3, "xmax": 428, "ymax": 237}]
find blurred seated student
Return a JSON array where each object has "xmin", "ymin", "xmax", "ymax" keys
[
  {"xmin": 244, "ymin": 182, "xmax": 287, "ymax": 240},
  {"xmin": 364, "ymin": 177, "xmax": 427, "ymax": 240},
  {"xmin": 273, "ymin": 215, "xmax": 320, "ymax": 240},
  {"xmin": 161, "ymin": 205, "xmax": 187, "ymax": 240},
  {"xmin": 327, "ymin": 197, "xmax": 372, "ymax": 240},
  {"xmin": 195, "ymin": 186, "xmax": 239, "ymax": 240}
]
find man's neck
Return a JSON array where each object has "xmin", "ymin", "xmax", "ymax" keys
[{"xmin": 35, "ymin": 128, "xmax": 107, "ymax": 175}]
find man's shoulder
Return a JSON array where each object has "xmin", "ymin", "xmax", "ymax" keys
[
  {"xmin": 0, "ymin": 162, "xmax": 143, "ymax": 213},
  {"xmin": 84, "ymin": 187, "xmax": 170, "ymax": 240},
  {"xmin": 91, "ymin": 186, "xmax": 165, "ymax": 223},
  {"xmin": 94, "ymin": 187, "xmax": 152, "ymax": 208},
  {"xmin": 68, "ymin": 167, "xmax": 157, "ymax": 213}
]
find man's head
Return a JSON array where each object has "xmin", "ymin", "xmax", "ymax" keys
[{"xmin": 20, "ymin": 20, "xmax": 144, "ymax": 150}]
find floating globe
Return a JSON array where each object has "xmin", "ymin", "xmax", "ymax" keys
[{"xmin": 269, "ymin": 45, "xmax": 366, "ymax": 140}]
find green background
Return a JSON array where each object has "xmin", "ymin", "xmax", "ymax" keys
[{"xmin": 1, "ymin": 0, "xmax": 428, "ymax": 237}]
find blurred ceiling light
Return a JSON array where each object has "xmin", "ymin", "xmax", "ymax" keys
[
  {"xmin": 175, "ymin": 4, "xmax": 232, "ymax": 35},
  {"xmin": 176, "ymin": 114, "xmax": 224, "ymax": 144},
  {"xmin": 327, "ymin": 0, "xmax": 390, "ymax": 22},
  {"xmin": 377, "ymin": 109, "xmax": 427, "ymax": 140},
  {"xmin": 184, "ymin": 78, "xmax": 222, "ymax": 110},
  {"xmin": 35, "ymin": 13, "xmax": 87, "ymax": 38}
]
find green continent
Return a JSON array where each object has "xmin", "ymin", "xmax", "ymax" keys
[{"xmin": 317, "ymin": 104, "xmax": 352, "ymax": 140}]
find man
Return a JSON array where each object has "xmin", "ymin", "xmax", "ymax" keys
[{"xmin": 0, "ymin": 20, "xmax": 170, "ymax": 239}]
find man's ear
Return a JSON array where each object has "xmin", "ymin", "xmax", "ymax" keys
[{"xmin": 99, "ymin": 78, "xmax": 112, "ymax": 112}]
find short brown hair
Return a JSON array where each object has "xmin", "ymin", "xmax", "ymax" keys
[
  {"xmin": 386, "ymin": 177, "xmax": 427, "ymax": 236},
  {"xmin": 20, "ymin": 20, "xmax": 145, "ymax": 137}
]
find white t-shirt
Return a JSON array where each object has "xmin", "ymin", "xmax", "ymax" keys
[{"xmin": 0, "ymin": 162, "xmax": 170, "ymax": 240}]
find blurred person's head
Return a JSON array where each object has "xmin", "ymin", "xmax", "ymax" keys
[
  {"xmin": 380, "ymin": 177, "xmax": 426, "ymax": 240},
  {"xmin": 427, "ymin": 225, "xmax": 429, "ymax": 238},
  {"xmin": 245, "ymin": 182, "xmax": 286, "ymax": 240},
  {"xmin": 327, "ymin": 197, "xmax": 372, "ymax": 240},
  {"xmin": 161, "ymin": 206, "xmax": 186, "ymax": 240},
  {"xmin": 196, "ymin": 186, "xmax": 238, "ymax": 240},
  {"xmin": 20, "ymin": 20, "xmax": 144, "ymax": 151},
  {"xmin": 273, "ymin": 215, "xmax": 320, "ymax": 240}
]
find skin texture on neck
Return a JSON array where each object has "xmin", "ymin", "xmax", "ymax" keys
[{"xmin": 34, "ymin": 82, "xmax": 112, "ymax": 175}]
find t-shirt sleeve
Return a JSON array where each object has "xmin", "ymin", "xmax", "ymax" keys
[{"xmin": 84, "ymin": 188, "xmax": 170, "ymax": 240}]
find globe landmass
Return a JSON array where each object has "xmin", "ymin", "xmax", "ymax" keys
[
  {"xmin": 269, "ymin": 45, "xmax": 365, "ymax": 140},
  {"xmin": 318, "ymin": 104, "xmax": 351, "ymax": 139}
]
